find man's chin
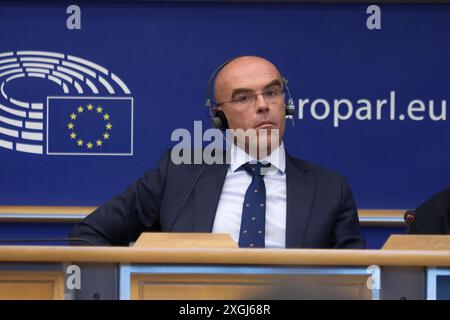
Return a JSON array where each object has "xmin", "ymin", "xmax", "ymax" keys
[
  {"xmin": 230, "ymin": 127, "xmax": 281, "ymax": 157},
  {"xmin": 255, "ymin": 127, "xmax": 280, "ymax": 140}
]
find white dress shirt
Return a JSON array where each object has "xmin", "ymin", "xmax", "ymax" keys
[{"xmin": 212, "ymin": 142, "xmax": 287, "ymax": 248}]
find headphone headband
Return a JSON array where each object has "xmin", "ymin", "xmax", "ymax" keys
[{"xmin": 205, "ymin": 58, "xmax": 236, "ymax": 110}]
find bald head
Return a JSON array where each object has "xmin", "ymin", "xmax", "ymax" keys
[{"xmin": 214, "ymin": 56, "xmax": 283, "ymax": 105}]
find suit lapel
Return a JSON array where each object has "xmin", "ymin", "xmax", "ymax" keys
[
  {"xmin": 189, "ymin": 151, "xmax": 317, "ymax": 245},
  {"xmin": 285, "ymin": 154, "xmax": 317, "ymax": 248},
  {"xmin": 193, "ymin": 162, "xmax": 229, "ymax": 232}
]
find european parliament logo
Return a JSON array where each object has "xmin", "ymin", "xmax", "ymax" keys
[{"xmin": 0, "ymin": 50, "xmax": 133, "ymax": 156}]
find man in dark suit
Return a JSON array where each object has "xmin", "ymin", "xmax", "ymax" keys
[
  {"xmin": 70, "ymin": 56, "xmax": 365, "ymax": 249},
  {"xmin": 408, "ymin": 187, "xmax": 450, "ymax": 234}
]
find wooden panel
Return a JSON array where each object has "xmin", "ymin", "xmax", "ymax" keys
[
  {"xmin": 134, "ymin": 233, "xmax": 238, "ymax": 248},
  {"xmin": 0, "ymin": 271, "xmax": 64, "ymax": 300},
  {"xmin": 2, "ymin": 246, "xmax": 450, "ymax": 267},
  {"xmin": 358, "ymin": 209, "xmax": 406, "ymax": 226},
  {"xmin": 383, "ymin": 235, "xmax": 450, "ymax": 250},
  {"xmin": 0, "ymin": 206, "xmax": 94, "ymax": 214},
  {"xmin": 0, "ymin": 206, "xmax": 93, "ymax": 222},
  {"xmin": 0, "ymin": 206, "xmax": 406, "ymax": 226},
  {"xmin": 131, "ymin": 274, "xmax": 371, "ymax": 300}
]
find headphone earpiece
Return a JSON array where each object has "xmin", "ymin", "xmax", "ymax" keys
[
  {"xmin": 285, "ymin": 99, "xmax": 295, "ymax": 118},
  {"xmin": 285, "ymin": 101, "xmax": 295, "ymax": 119},
  {"xmin": 281, "ymin": 77, "xmax": 295, "ymax": 124},
  {"xmin": 211, "ymin": 110, "xmax": 229, "ymax": 130}
]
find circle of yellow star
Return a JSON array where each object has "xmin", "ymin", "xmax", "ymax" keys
[{"xmin": 68, "ymin": 104, "xmax": 112, "ymax": 150}]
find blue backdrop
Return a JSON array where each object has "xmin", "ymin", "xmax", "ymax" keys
[{"xmin": 0, "ymin": 2, "xmax": 448, "ymax": 211}]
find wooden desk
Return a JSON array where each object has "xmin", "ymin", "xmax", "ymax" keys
[{"xmin": 0, "ymin": 246, "xmax": 450, "ymax": 299}]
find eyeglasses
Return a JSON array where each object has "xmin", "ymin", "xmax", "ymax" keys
[{"xmin": 216, "ymin": 87, "xmax": 285, "ymax": 108}]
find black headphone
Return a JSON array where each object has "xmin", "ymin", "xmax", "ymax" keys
[{"xmin": 205, "ymin": 58, "xmax": 295, "ymax": 131}]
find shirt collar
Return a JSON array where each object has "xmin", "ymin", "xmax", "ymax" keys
[{"xmin": 229, "ymin": 142, "xmax": 286, "ymax": 174}]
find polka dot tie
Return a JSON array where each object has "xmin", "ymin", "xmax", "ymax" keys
[{"xmin": 238, "ymin": 162, "xmax": 268, "ymax": 248}]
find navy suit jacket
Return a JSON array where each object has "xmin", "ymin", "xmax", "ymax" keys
[
  {"xmin": 70, "ymin": 149, "xmax": 365, "ymax": 248},
  {"xmin": 408, "ymin": 187, "xmax": 450, "ymax": 234}
]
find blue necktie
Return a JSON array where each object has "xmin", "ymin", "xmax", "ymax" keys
[{"xmin": 238, "ymin": 162, "xmax": 268, "ymax": 248}]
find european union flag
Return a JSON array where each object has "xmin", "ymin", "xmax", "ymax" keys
[{"xmin": 46, "ymin": 97, "xmax": 133, "ymax": 155}]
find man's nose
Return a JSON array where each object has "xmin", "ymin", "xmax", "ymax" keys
[{"xmin": 255, "ymin": 93, "xmax": 269, "ymax": 112}]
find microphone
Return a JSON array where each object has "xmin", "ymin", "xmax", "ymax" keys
[
  {"xmin": 168, "ymin": 164, "xmax": 206, "ymax": 231},
  {"xmin": 0, "ymin": 238, "xmax": 95, "ymax": 246},
  {"xmin": 404, "ymin": 209, "xmax": 417, "ymax": 226}
]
